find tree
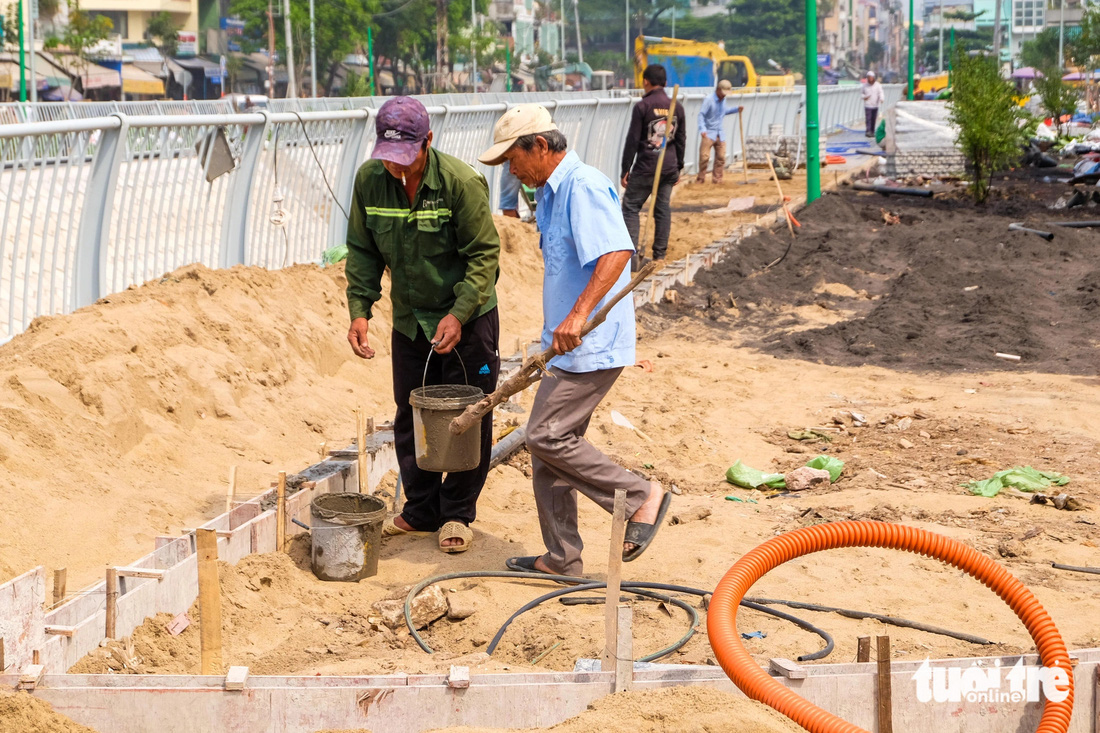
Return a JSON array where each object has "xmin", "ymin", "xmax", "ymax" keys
[
  {"xmin": 948, "ymin": 51, "xmax": 1025, "ymax": 203},
  {"xmin": 1020, "ymin": 27, "xmax": 1062, "ymax": 70},
  {"xmin": 726, "ymin": 0, "xmax": 805, "ymax": 73},
  {"xmin": 866, "ymin": 39, "xmax": 884, "ymax": 65},
  {"xmin": 145, "ymin": 11, "xmax": 181, "ymax": 57},
  {"xmin": 48, "ymin": 0, "xmax": 112, "ymax": 94},
  {"xmin": 1034, "ymin": 67, "xmax": 1080, "ymax": 135},
  {"xmin": 227, "ymin": 0, "xmax": 380, "ymax": 96}
]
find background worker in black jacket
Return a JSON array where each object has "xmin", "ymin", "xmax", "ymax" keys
[{"xmin": 620, "ymin": 64, "xmax": 686, "ymax": 264}]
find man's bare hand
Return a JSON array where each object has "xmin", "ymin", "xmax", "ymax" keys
[
  {"xmin": 701, "ymin": 131, "xmax": 709, "ymax": 140},
  {"xmin": 431, "ymin": 314, "xmax": 462, "ymax": 354},
  {"xmin": 347, "ymin": 318, "xmax": 375, "ymax": 359},
  {"xmin": 552, "ymin": 310, "xmax": 588, "ymax": 355},
  {"xmin": 620, "ymin": 172, "xmax": 630, "ymax": 188}
]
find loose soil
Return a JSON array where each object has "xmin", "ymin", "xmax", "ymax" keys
[
  {"xmin": 670, "ymin": 180, "xmax": 1100, "ymax": 374},
  {"xmin": 0, "ymin": 690, "xmax": 98, "ymax": 733}
]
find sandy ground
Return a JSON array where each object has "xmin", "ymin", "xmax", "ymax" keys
[{"xmin": 0, "ymin": 689, "xmax": 97, "ymax": 733}]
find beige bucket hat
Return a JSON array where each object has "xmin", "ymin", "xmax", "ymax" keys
[{"xmin": 478, "ymin": 104, "xmax": 559, "ymax": 166}]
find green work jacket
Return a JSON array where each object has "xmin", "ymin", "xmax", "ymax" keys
[{"xmin": 345, "ymin": 148, "xmax": 500, "ymax": 340}]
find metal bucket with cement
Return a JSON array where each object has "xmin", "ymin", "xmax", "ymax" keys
[
  {"xmin": 409, "ymin": 351, "xmax": 484, "ymax": 473},
  {"xmin": 309, "ymin": 493, "xmax": 386, "ymax": 582}
]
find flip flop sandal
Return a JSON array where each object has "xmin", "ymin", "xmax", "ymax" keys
[
  {"xmin": 623, "ymin": 491, "xmax": 672, "ymax": 563},
  {"xmin": 439, "ymin": 521, "xmax": 473, "ymax": 554},
  {"xmin": 505, "ymin": 556, "xmax": 572, "ymax": 583},
  {"xmin": 382, "ymin": 517, "xmax": 431, "ymax": 537}
]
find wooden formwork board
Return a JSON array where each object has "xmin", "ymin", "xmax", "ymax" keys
[{"xmin": 1, "ymin": 654, "xmax": 1095, "ymax": 733}]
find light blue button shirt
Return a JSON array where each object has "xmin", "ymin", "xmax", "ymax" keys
[
  {"xmin": 535, "ymin": 151, "xmax": 636, "ymax": 373},
  {"xmin": 698, "ymin": 92, "xmax": 741, "ymax": 142}
]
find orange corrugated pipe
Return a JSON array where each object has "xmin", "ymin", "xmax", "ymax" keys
[{"xmin": 707, "ymin": 521, "xmax": 1074, "ymax": 733}]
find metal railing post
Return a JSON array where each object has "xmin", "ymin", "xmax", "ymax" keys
[
  {"xmin": 220, "ymin": 112, "xmax": 272, "ymax": 269},
  {"xmin": 325, "ymin": 110, "xmax": 373, "ymax": 252},
  {"xmin": 72, "ymin": 114, "xmax": 127, "ymax": 310}
]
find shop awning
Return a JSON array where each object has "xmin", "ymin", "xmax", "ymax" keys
[
  {"xmin": 174, "ymin": 56, "xmax": 223, "ymax": 83},
  {"xmin": 121, "ymin": 63, "xmax": 165, "ymax": 95}
]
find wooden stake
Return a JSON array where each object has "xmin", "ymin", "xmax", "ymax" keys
[
  {"xmin": 105, "ymin": 568, "xmax": 118, "ymax": 640},
  {"xmin": 356, "ymin": 410, "xmax": 368, "ymax": 494},
  {"xmin": 739, "ymin": 106, "xmax": 750, "ymax": 183},
  {"xmin": 365, "ymin": 417, "xmax": 376, "ymax": 496},
  {"xmin": 31, "ymin": 650, "xmax": 39, "ymax": 665},
  {"xmin": 276, "ymin": 471, "xmax": 287, "ymax": 552},
  {"xmin": 602, "ymin": 489, "xmax": 628, "ymax": 673},
  {"xmin": 52, "ymin": 568, "xmax": 67, "ymax": 608},
  {"xmin": 766, "ymin": 153, "xmax": 796, "ymax": 238},
  {"xmin": 614, "ymin": 603, "xmax": 633, "ymax": 693},
  {"xmin": 0, "ymin": 638, "xmax": 5, "ymax": 672},
  {"xmin": 196, "ymin": 528, "xmax": 223, "ymax": 675},
  {"xmin": 857, "ymin": 635, "xmax": 871, "ymax": 663},
  {"xmin": 318, "ymin": 441, "xmax": 327, "ymax": 461},
  {"xmin": 876, "ymin": 635, "xmax": 893, "ymax": 733},
  {"xmin": 225, "ymin": 465, "xmax": 237, "ymax": 514}
]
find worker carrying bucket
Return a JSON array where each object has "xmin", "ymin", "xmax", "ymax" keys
[
  {"xmin": 343, "ymin": 96, "xmax": 502, "ymax": 555},
  {"xmin": 479, "ymin": 105, "xmax": 671, "ymax": 577}
]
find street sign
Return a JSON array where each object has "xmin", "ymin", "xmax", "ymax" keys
[{"xmin": 817, "ymin": 53, "xmax": 831, "ymax": 67}]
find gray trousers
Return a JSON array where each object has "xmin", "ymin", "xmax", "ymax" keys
[{"xmin": 526, "ymin": 367, "xmax": 652, "ymax": 575}]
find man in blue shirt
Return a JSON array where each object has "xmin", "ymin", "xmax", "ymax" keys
[
  {"xmin": 696, "ymin": 79, "xmax": 744, "ymax": 184},
  {"xmin": 479, "ymin": 104, "xmax": 671, "ymax": 576}
]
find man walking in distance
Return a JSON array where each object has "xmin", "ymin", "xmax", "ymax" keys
[
  {"xmin": 344, "ymin": 96, "xmax": 501, "ymax": 554},
  {"xmin": 479, "ymin": 105, "xmax": 671, "ymax": 577},
  {"xmin": 620, "ymin": 64, "xmax": 686, "ymax": 264},
  {"xmin": 696, "ymin": 79, "xmax": 744, "ymax": 184},
  {"xmin": 862, "ymin": 70, "xmax": 885, "ymax": 138}
]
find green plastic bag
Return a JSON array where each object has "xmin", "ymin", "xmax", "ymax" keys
[
  {"xmin": 725, "ymin": 461, "xmax": 786, "ymax": 490},
  {"xmin": 322, "ymin": 244, "xmax": 348, "ymax": 266},
  {"xmin": 875, "ymin": 118, "xmax": 886, "ymax": 145},
  {"xmin": 805, "ymin": 455, "xmax": 845, "ymax": 482},
  {"xmin": 965, "ymin": 466, "xmax": 1070, "ymax": 498}
]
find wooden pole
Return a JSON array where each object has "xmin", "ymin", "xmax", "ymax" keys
[
  {"xmin": 356, "ymin": 410, "xmax": 367, "ymax": 494},
  {"xmin": 876, "ymin": 635, "xmax": 893, "ymax": 733},
  {"xmin": 1, "ymin": 638, "xmax": 5, "ymax": 672},
  {"xmin": 639, "ymin": 84, "xmax": 680, "ymax": 258},
  {"xmin": 614, "ymin": 602, "xmax": 633, "ymax": 692},
  {"xmin": 365, "ymin": 417, "xmax": 375, "ymax": 496},
  {"xmin": 196, "ymin": 528, "xmax": 224, "ymax": 675},
  {"xmin": 52, "ymin": 568, "xmax": 67, "ymax": 608},
  {"xmin": 739, "ymin": 106, "xmax": 750, "ymax": 183},
  {"xmin": 602, "ymin": 489, "xmax": 628, "ymax": 672},
  {"xmin": 225, "ymin": 465, "xmax": 237, "ymax": 514},
  {"xmin": 766, "ymin": 153, "xmax": 797, "ymax": 238},
  {"xmin": 857, "ymin": 635, "xmax": 871, "ymax": 663},
  {"xmin": 104, "ymin": 568, "xmax": 118, "ymax": 639},
  {"xmin": 276, "ymin": 472, "xmax": 287, "ymax": 552}
]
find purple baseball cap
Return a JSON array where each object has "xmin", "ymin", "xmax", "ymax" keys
[{"xmin": 372, "ymin": 97, "xmax": 430, "ymax": 166}]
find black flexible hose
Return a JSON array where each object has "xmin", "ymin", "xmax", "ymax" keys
[
  {"xmin": 1051, "ymin": 562, "xmax": 1100, "ymax": 576},
  {"xmin": 402, "ymin": 571, "xmax": 834, "ymax": 664}
]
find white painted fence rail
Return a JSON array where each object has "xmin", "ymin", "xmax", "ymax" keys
[{"xmin": 0, "ymin": 87, "xmax": 901, "ymax": 341}]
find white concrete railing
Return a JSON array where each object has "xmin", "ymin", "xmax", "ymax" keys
[{"xmin": 0, "ymin": 88, "xmax": 902, "ymax": 341}]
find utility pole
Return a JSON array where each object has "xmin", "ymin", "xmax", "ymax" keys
[
  {"xmin": 282, "ymin": 0, "xmax": 296, "ymax": 97},
  {"xmin": 560, "ymin": 0, "xmax": 565, "ymax": 62},
  {"xmin": 625, "ymin": 0, "xmax": 629, "ymax": 66},
  {"xmin": 28, "ymin": 0, "xmax": 37, "ymax": 103},
  {"xmin": 574, "ymin": 0, "xmax": 583, "ymax": 63},
  {"xmin": 806, "ymin": 0, "xmax": 820, "ymax": 202},
  {"xmin": 1059, "ymin": 0, "xmax": 1065, "ymax": 68},
  {"xmin": 939, "ymin": 2, "xmax": 945, "ymax": 73},
  {"xmin": 471, "ymin": 0, "xmax": 477, "ymax": 91},
  {"xmin": 992, "ymin": 0, "xmax": 1002, "ymax": 65},
  {"xmin": 367, "ymin": 26, "xmax": 376, "ymax": 95},
  {"xmin": 267, "ymin": 0, "xmax": 276, "ymax": 97},
  {"xmin": 436, "ymin": 0, "xmax": 448, "ymax": 91},
  {"xmin": 309, "ymin": 0, "xmax": 316, "ymax": 96},
  {"xmin": 17, "ymin": 0, "xmax": 25, "ymax": 102},
  {"xmin": 907, "ymin": 0, "xmax": 914, "ymax": 99}
]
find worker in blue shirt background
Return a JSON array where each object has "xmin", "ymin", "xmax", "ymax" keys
[{"xmin": 696, "ymin": 79, "xmax": 743, "ymax": 184}]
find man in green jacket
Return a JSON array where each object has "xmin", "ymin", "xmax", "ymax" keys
[{"xmin": 344, "ymin": 96, "xmax": 501, "ymax": 554}]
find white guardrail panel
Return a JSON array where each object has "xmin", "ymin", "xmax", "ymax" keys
[{"xmin": 0, "ymin": 87, "xmax": 906, "ymax": 341}]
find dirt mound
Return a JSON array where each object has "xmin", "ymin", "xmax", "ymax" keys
[
  {"xmin": 666, "ymin": 185, "xmax": 1100, "ymax": 374},
  {"xmin": 0, "ymin": 216, "xmax": 543, "ymax": 587},
  {"xmin": 0, "ymin": 690, "xmax": 99, "ymax": 733},
  {"xmin": 421, "ymin": 686, "xmax": 804, "ymax": 733}
]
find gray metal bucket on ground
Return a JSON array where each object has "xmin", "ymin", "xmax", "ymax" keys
[
  {"xmin": 309, "ymin": 493, "xmax": 386, "ymax": 582},
  {"xmin": 409, "ymin": 350, "xmax": 484, "ymax": 472}
]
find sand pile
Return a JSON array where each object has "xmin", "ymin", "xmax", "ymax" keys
[
  {"xmin": 669, "ymin": 185, "xmax": 1100, "ymax": 374},
  {"xmin": 0, "ymin": 690, "xmax": 99, "ymax": 733},
  {"xmin": 0, "ymin": 216, "xmax": 543, "ymax": 588}
]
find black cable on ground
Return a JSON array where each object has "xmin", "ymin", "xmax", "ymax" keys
[
  {"xmin": 745, "ymin": 596, "xmax": 993, "ymax": 646},
  {"xmin": 1051, "ymin": 562, "xmax": 1100, "ymax": 576},
  {"xmin": 402, "ymin": 571, "xmax": 834, "ymax": 664}
]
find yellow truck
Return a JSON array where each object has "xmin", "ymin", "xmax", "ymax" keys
[{"xmin": 634, "ymin": 36, "xmax": 794, "ymax": 91}]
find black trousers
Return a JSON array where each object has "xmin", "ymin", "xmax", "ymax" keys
[
  {"xmin": 865, "ymin": 107, "xmax": 879, "ymax": 136},
  {"xmin": 621, "ymin": 170, "xmax": 678, "ymax": 260},
  {"xmin": 391, "ymin": 308, "xmax": 499, "ymax": 530}
]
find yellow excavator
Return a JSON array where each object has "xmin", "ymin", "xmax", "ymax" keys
[{"xmin": 634, "ymin": 36, "xmax": 795, "ymax": 91}]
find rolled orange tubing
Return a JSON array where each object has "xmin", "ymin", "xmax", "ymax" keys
[{"xmin": 707, "ymin": 521, "xmax": 1074, "ymax": 733}]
